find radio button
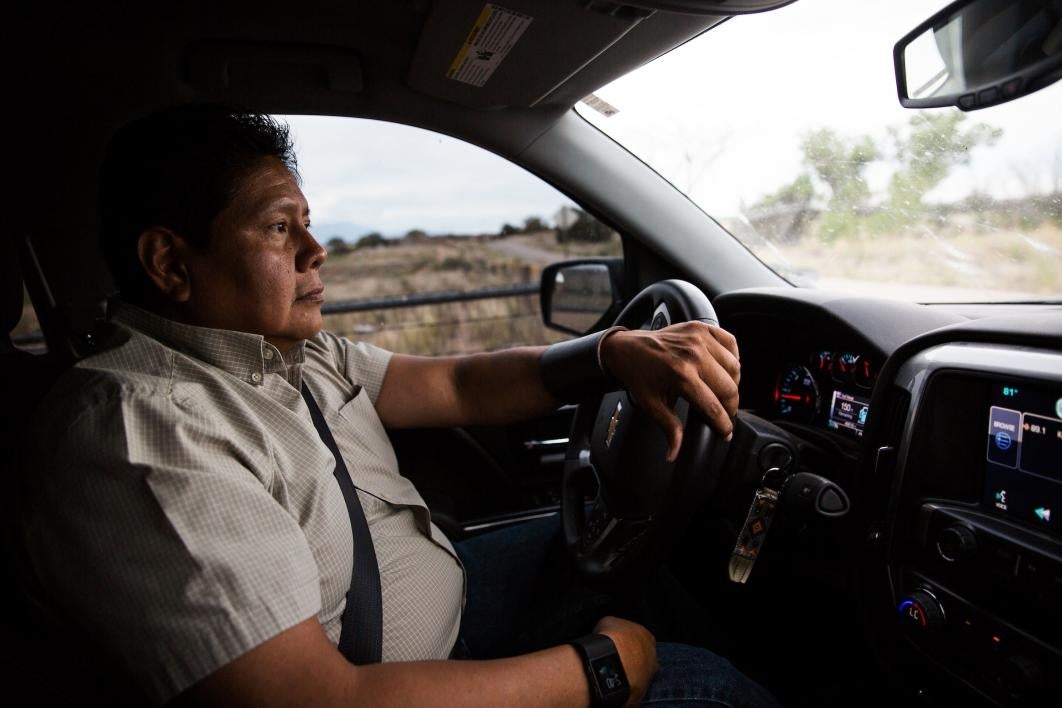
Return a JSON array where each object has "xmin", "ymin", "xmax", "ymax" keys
[{"xmin": 936, "ymin": 525, "xmax": 977, "ymax": 563}]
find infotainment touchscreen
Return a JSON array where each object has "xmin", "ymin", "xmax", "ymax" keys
[{"xmin": 983, "ymin": 381, "xmax": 1062, "ymax": 532}]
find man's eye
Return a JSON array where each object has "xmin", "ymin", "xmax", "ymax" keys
[{"xmin": 269, "ymin": 222, "xmax": 287, "ymax": 233}]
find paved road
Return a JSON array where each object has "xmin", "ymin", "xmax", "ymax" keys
[{"xmin": 486, "ymin": 238, "xmax": 560, "ymax": 264}]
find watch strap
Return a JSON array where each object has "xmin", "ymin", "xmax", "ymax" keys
[{"xmin": 569, "ymin": 633, "xmax": 630, "ymax": 708}]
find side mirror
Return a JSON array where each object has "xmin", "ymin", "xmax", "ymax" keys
[
  {"xmin": 540, "ymin": 259, "xmax": 624, "ymax": 335},
  {"xmin": 895, "ymin": 0, "xmax": 1062, "ymax": 111}
]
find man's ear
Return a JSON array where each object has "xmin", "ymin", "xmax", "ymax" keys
[{"xmin": 136, "ymin": 228, "xmax": 193, "ymax": 303}]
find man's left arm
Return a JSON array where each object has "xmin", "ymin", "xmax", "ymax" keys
[
  {"xmin": 374, "ymin": 345, "xmax": 553, "ymax": 429},
  {"xmin": 374, "ymin": 321, "xmax": 740, "ymax": 460}
]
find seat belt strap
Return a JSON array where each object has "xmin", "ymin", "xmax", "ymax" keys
[{"xmin": 301, "ymin": 382, "xmax": 383, "ymax": 664}]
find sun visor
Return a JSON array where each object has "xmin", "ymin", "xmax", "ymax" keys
[{"xmin": 407, "ymin": 1, "xmax": 650, "ymax": 109}]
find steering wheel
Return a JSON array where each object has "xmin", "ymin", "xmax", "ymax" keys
[{"xmin": 561, "ymin": 280, "xmax": 731, "ymax": 585}]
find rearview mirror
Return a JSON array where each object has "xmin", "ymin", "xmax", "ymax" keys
[
  {"xmin": 540, "ymin": 260, "xmax": 624, "ymax": 336},
  {"xmin": 895, "ymin": 0, "xmax": 1062, "ymax": 111}
]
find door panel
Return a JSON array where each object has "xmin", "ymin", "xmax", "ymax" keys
[{"xmin": 389, "ymin": 405, "xmax": 576, "ymax": 539}]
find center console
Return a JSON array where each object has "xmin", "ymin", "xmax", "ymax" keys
[{"xmin": 885, "ymin": 343, "xmax": 1062, "ymax": 705}]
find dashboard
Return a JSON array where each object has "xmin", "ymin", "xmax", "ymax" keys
[
  {"xmin": 884, "ymin": 344, "xmax": 1062, "ymax": 706},
  {"xmin": 713, "ymin": 288, "xmax": 1062, "ymax": 707}
]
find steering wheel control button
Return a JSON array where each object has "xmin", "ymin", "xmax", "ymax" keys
[
  {"xmin": 757, "ymin": 442, "xmax": 793, "ymax": 473},
  {"xmin": 898, "ymin": 590, "xmax": 946, "ymax": 633},
  {"xmin": 582, "ymin": 502, "xmax": 612, "ymax": 551},
  {"xmin": 935, "ymin": 525, "xmax": 977, "ymax": 563}
]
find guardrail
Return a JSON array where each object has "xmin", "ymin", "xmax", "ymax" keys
[{"xmin": 13, "ymin": 283, "xmax": 544, "ymax": 351}]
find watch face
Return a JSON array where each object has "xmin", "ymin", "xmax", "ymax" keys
[{"xmin": 591, "ymin": 654, "xmax": 628, "ymax": 697}]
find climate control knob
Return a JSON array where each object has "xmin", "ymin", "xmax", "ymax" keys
[{"xmin": 898, "ymin": 590, "xmax": 945, "ymax": 633}]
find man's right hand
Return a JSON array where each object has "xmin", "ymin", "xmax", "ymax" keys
[{"xmin": 594, "ymin": 616, "xmax": 659, "ymax": 706}]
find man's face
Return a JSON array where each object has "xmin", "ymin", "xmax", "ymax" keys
[{"xmin": 180, "ymin": 157, "xmax": 327, "ymax": 352}]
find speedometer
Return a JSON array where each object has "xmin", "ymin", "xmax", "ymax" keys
[{"xmin": 775, "ymin": 365, "xmax": 820, "ymax": 423}]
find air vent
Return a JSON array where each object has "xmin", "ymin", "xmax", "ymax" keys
[{"xmin": 879, "ymin": 385, "xmax": 911, "ymax": 449}]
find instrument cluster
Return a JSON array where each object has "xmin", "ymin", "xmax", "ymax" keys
[{"xmin": 774, "ymin": 350, "xmax": 878, "ymax": 437}]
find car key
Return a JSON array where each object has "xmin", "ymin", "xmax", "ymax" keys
[{"xmin": 728, "ymin": 466, "xmax": 789, "ymax": 584}]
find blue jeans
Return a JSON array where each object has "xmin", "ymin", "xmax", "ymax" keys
[{"xmin": 453, "ymin": 516, "xmax": 782, "ymax": 707}]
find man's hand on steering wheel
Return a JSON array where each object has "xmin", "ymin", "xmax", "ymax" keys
[{"xmin": 599, "ymin": 321, "xmax": 741, "ymax": 462}]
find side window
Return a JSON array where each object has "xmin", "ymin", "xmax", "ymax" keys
[{"xmin": 286, "ymin": 116, "xmax": 621, "ymax": 356}]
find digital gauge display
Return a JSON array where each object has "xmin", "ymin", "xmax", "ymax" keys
[
  {"xmin": 774, "ymin": 351, "xmax": 877, "ymax": 434},
  {"xmin": 776, "ymin": 365, "xmax": 820, "ymax": 423},
  {"xmin": 827, "ymin": 390, "xmax": 871, "ymax": 437}
]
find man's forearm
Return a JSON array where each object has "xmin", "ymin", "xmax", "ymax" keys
[
  {"xmin": 377, "ymin": 347, "xmax": 558, "ymax": 429},
  {"xmin": 174, "ymin": 617, "xmax": 602, "ymax": 708},
  {"xmin": 450, "ymin": 345, "xmax": 559, "ymax": 426},
  {"xmin": 347, "ymin": 645, "xmax": 591, "ymax": 707}
]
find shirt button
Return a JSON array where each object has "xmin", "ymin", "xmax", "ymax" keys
[
  {"xmin": 250, "ymin": 372, "xmax": 262, "ymax": 383},
  {"xmin": 263, "ymin": 349, "xmax": 274, "ymax": 360}
]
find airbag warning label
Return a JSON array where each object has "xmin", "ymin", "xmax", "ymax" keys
[{"xmin": 447, "ymin": 4, "xmax": 532, "ymax": 87}]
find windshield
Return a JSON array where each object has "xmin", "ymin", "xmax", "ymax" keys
[{"xmin": 578, "ymin": 0, "xmax": 1062, "ymax": 303}]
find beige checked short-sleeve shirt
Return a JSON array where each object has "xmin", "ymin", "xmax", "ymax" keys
[{"xmin": 20, "ymin": 302, "xmax": 465, "ymax": 704}]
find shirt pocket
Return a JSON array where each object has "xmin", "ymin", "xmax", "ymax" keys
[{"xmin": 332, "ymin": 391, "xmax": 424, "ymax": 510}]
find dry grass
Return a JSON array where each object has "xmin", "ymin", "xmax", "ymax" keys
[
  {"xmin": 754, "ymin": 222, "xmax": 1062, "ymax": 300},
  {"xmin": 319, "ymin": 230, "xmax": 620, "ymax": 355}
]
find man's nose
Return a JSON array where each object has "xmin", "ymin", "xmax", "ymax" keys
[{"xmin": 297, "ymin": 227, "xmax": 327, "ymax": 271}]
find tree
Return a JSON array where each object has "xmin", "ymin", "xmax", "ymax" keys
[
  {"xmin": 355, "ymin": 232, "xmax": 387, "ymax": 249},
  {"xmin": 887, "ymin": 112, "xmax": 1001, "ymax": 218},
  {"xmin": 557, "ymin": 209, "xmax": 613, "ymax": 243},
  {"xmin": 326, "ymin": 236, "xmax": 351, "ymax": 254},
  {"xmin": 499, "ymin": 223, "xmax": 520, "ymax": 236},
  {"xmin": 745, "ymin": 174, "xmax": 815, "ymax": 241},
  {"xmin": 800, "ymin": 128, "xmax": 879, "ymax": 239},
  {"xmin": 755, "ymin": 174, "xmax": 815, "ymax": 210},
  {"xmin": 522, "ymin": 216, "xmax": 547, "ymax": 233}
]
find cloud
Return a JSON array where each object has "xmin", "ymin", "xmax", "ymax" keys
[{"xmin": 283, "ymin": 115, "xmax": 574, "ymax": 235}]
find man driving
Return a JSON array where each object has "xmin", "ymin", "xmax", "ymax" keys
[{"xmin": 18, "ymin": 106, "xmax": 779, "ymax": 707}]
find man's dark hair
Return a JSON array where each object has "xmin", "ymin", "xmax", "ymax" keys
[{"xmin": 99, "ymin": 104, "xmax": 299, "ymax": 305}]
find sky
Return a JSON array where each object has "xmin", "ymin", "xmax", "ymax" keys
[
  {"xmin": 283, "ymin": 0, "xmax": 1061, "ymax": 237},
  {"xmin": 284, "ymin": 115, "xmax": 575, "ymax": 238},
  {"xmin": 582, "ymin": 0, "xmax": 1062, "ymax": 218}
]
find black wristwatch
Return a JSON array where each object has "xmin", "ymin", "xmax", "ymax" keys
[{"xmin": 570, "ymin": 633, "xmax": 631, "ymax": 707}]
